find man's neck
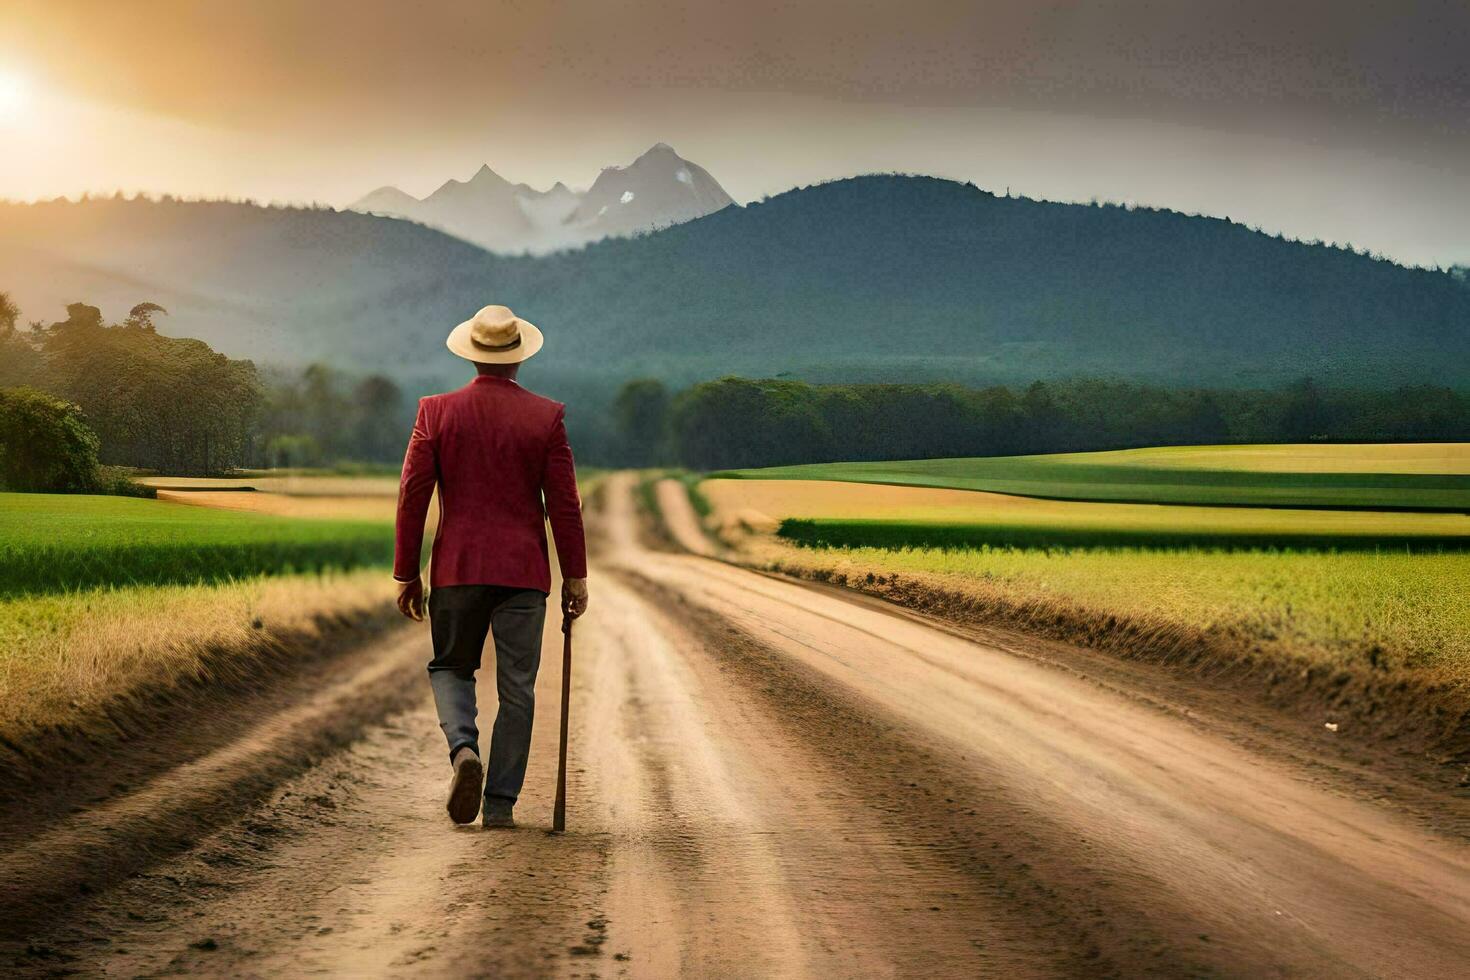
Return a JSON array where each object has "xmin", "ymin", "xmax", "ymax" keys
[{"xmin": 475, "ymin": 364, "xmax": 520, "ymax": 382}]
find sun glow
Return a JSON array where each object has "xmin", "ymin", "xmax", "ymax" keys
[{"xmin": 0, "ymin": 69, "xmax": 32, "ymax": 121}]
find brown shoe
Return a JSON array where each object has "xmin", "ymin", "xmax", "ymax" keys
[{"xmin": 446, "ymin": 747, "xmax": 484, "ymax": 824}]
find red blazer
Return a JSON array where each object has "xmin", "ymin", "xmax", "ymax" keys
[{"xmin": 394, "ymin": 375, "xmax": 587, "ymax": 593}]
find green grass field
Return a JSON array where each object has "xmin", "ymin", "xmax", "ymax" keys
[
  {"xmin": 0, "ymin": 485, "xmax": 400, "ymax": 749},
  {"xmin": 703, "ymin": 445, "xmax": 1470, "ymax": 678},
  {"xmin": 718, "ymin": 443, "xmax": 1470, "ymax": 511},
  {"xmin": 777, "ymin": 516, "xmax": 1470, "ymax": 553},
  {"xmin": 0, "ymin": 492, "xmax": 395, "ymax": 596}
]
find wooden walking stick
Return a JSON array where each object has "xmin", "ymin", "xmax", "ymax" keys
[{"xmin": 552, "ymin": 612, "xmax": 573, "ymax": 833}]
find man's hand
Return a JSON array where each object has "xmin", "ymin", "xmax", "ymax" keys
[
  {"xmin": 396, "ymin": 576, "xmax": 425, "ymax": 621},
  {"xmin": 562, "ymin": 577, "xmax": 589, "ymax": 620}
]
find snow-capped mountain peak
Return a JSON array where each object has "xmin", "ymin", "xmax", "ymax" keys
[
  {"xmin": 349, "ymin": 144, "xmax": 734, "ymax": 253},
  {"xmin": 570, "ymin": 143, "xmax": 734, "ymax": 238}
]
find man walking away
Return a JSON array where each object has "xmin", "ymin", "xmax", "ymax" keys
[{"xmin": 393, "ymin": 304, "xmax": 589, "ymax": 829}]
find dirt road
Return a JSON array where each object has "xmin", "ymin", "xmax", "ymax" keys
[{"xmin": 9, "ymin": 474, "xmax": 1470, "ymax": 978}]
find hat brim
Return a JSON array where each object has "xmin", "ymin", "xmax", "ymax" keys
[{"xmin": 445, "ymin": 317, "xmax": 544, "ymax": 364}]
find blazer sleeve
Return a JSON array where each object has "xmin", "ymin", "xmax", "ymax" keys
[
  {"xmin": 393, "ymin": 398, "xmax": 438, "ymax": 582},
  {"xmin": 542, "ymin": 405, "xmax": 587, "ymax": 579}
]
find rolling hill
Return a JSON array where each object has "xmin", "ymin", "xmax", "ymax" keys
[
  {"xmin": 4, "ymin": 176, "xmax": 1468, "ymax": 401},
  {"xmin": 0, "ymin": 196, "xmax": 490, "ymax": 384}
]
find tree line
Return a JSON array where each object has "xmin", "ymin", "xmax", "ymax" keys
[
  {"xmin": 1, "ymin": 293, "xmax": 409, "ymax": 488},
  {"xmin": 6, "ymin": 289, "xmax": 1468, "ymax": 488},
  {"xmin": 2, "ymin": 299, "xmax": 261, "ymax": 476},
  {"xmin": 612, "ymin": 375, "xmax": 1470, "ymax": 470},
  {"xmin": 251, "ymin": 363, "xmax": 408, "ymax": 468}
]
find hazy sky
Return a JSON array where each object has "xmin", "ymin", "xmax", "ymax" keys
[{"xmin": 2, "ymin": 0, "xmax": 1467, "ymax": 266}]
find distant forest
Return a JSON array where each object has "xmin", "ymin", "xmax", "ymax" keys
[
  {"xmin": 4, "ymin": 291, "xmax": 1468, "ymax": 488},
  {"xmin": 0, "ymin": 294, "xmax": 409, "ymax": 478},
  {"xmin": 612, "ymin": 376, "xmax": 1470, "ymax": 470},
  {"xmin": 1, "ymin": 298, "xmax": 259, "ymax": 476}
]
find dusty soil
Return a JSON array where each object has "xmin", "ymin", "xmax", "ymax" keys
[
  {"xmin": 6, "ymin": 473, "xmax": 1470, "ymax": 977},
  {"xmin": 0, "ymin": 612, "xmax": 420, "ymax": 941}
]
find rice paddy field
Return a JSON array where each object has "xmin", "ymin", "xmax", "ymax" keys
[
  {"xmin": 0, "ymin": 480, "xmax": 406, "ymax": 750},
  {"xmin": 700, "ymin": 444, "xmax": 1470, "ymax": 678},
  {"xmin": 716, "ymin": 443, "xmax": 1470, "ymax": 511},
  {"xmin": 0, "ymin": 467, "xmax": 611, "ymax": 753},
  {"xmin": 702, "ymin": 478, "xmax": 1470, "ymax": 551},
  {"xmin": 776, "ymin": 516, "xmax": 1470, "ymax": 552},
  {"xmin": 0, "ymin": 492, "xmax": 396, "ymax": 595}
]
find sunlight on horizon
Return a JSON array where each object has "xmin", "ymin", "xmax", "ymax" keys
[{"xmin": 0, "ymin": 68, "xmax": 32, "ymax": 122}]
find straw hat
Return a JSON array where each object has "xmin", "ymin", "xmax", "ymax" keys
[{"xmin": 446, "ymin": 304, "xmax": 544, "ymax": 364}]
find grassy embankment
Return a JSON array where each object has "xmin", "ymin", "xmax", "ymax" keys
[
  {"xmin": 702, "ymin": 446, "xmax": 1470, "ymax": 735},
  {"xmin": 0, "ymin": 486, "xmax": 401, "ymax": 774}
]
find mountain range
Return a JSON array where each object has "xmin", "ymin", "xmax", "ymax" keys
[
  {"xmin": 350, "ymin": 143, "xmax": 734, "ymax": 252},
  {"xmin": 4, "ymin": 175, "xmax": 1467, "ymax": 424}
]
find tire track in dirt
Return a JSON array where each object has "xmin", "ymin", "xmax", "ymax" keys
[
  {"xmin": 584, "ymin": 570, "xmax": 1072, "ymax": 976},
  {"xmin": 0, "ymin": 624, "xmax": 426, "ymax": 948},
  {"xmin": 10, "ymin": 609, "xmax": 609, "ymax": 979},
  {"xmin": 581, "ymin": 473, "xmax": 1075, "ymax": 975},
  {"xmin": 652, "ymin": 478, "xmax": 720, "ymax": 557},
  {"xmin": 612, "ymin": 567, "xmax": 1199, "ymax": 976},
  {"xmin": 583, "ymin": 580, "xmax": 814, "ymax": 976}
]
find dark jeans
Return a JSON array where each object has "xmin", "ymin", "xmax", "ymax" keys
[{"xmin": 427, "ymin": 585, "xmax": 548, "ymax": 806}]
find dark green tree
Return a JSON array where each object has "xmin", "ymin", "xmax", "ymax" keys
[
  {"xmin": 613, "ymin": 378, "xmax": 670, "ymax": 466},
  {"xmin": 0, "ymin": 292, "xmax": 17, "ymax": 333},
  {"xmin": 300, "ymin": 364, "xmax": 349, "ymax": 456},
  {"xmin": 33, "ymin": 302, "xmax": 263, "ymax": 474},
  {"xmin": 0, "ymin": 292, "xmax": 42, "ymax": 388},
  {"xmin": 0, "ymin": 387, "xmax": 102, "ymax": 491},
  {"xmin": 1020, "ymin": 381, "xmax": 1067, "ymax": 451},
  {"xmin": 124, "ymin": 302, "xmax": 168, "ymax": 331},
  {"xmin": 668, "ymin": 377, "xmax": 831, "ymax": 469},
  {"xmin": 1183, "ymin": 393, "xmax": 1230, "ymax": 443},
  {"xmin": 1280, "ymin": 377, "xmax": 1327, "ymax": 441},
  {"xmin": 350, "ymin": 374, "xmax": 405, "ymax": 462}
]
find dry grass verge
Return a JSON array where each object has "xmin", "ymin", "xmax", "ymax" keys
[
  {"xmin": 0, "ymin": 570, "xmax": 396, "ymax": 786},
  {"xmin": 755, "ymin": 543, "xmax": 1470, "ymax": 776}
]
